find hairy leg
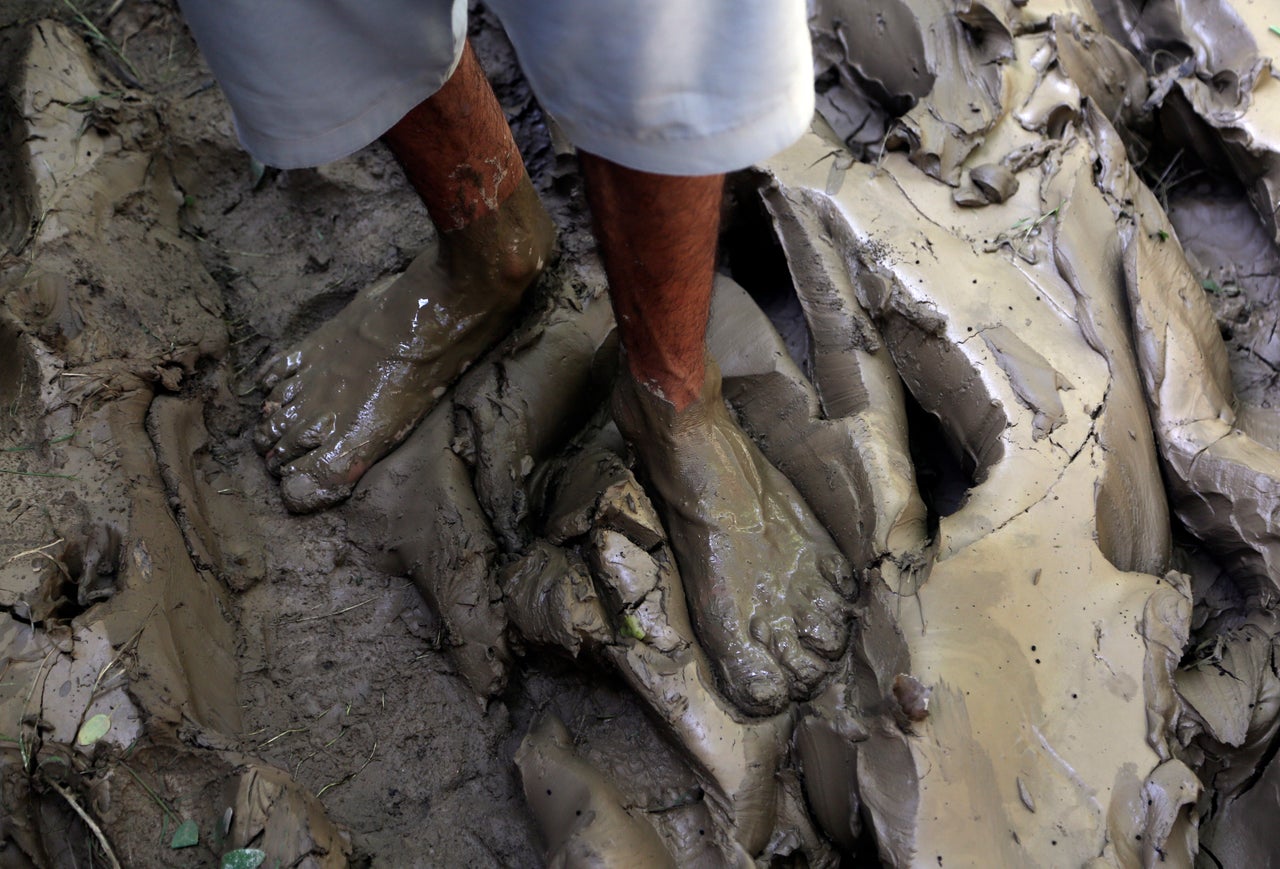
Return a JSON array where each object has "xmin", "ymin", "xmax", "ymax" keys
[
  {"xmin": 256, "ymin": 42, "xmax": 554, "ymax": 512},
  {"xmin": 577, "ymin": 158, "xmax": 717, "ymax": 409},
  {"xmin": 383, "ymin": 42, "xmax": 523, "ymax": 233},
  {"xmin": 580, "ymin": 154, "xmax": 853, "ymax": 715}
]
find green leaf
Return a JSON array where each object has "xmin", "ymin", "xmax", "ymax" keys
[
  {"xmin": 1156, "ymin": 229, "xmax": 1169, "ymax": 242},
  {"xmin": 248, "ymin": 158, "xmax": 266, "ymax": 190},
  {"xmin": 1202, "ymin": 278, "xmax": 1222, "ymax": 294},
  {"xmin": 76, "ymin": 714, "xmax": 111, "ymax": 746},
  {"xmin": 221, "ymin": 849, "xmax": 266, "ymax": 869},
  {"xmin": 171, "ymin": 819, "xmax": 199, "ymax": 849},
  {"xmin": 1270, "ymin": 25, "xmax": 1280, "ymax": 37}
]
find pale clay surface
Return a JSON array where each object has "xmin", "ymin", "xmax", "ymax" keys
[{"xmin": 5, "ymin": 0, "xmax": 1280, "ymax": 866}]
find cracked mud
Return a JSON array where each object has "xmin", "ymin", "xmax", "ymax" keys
[{"xmin": 5, "ymin": 0, "xmax": 1280, "ymax": 866}]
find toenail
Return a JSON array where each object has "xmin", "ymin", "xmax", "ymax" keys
[
  {"xmin": 747, "ymin": 680, "xmax": 782, "ymax": 704},
  {"xmin": 280, "ymin": 473, "xmax": 322, "ymax": 511}
]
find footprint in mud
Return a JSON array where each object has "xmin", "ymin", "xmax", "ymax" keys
[{"xmin": 255, "ymin": 177, "xmax": 553, "ymax": 513}]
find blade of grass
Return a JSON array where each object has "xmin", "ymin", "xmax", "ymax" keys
[
  {"xmin": 0, "ymin": 469, "xmax": 78, "ymax": 480},
  {"xmin": 61, "ymin": 0, "xmax": 140, "ymax": 80}
]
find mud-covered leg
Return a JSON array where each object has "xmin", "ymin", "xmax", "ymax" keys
[
  {"xmin": 580, "ymin": 155, "xmax": 854, "ymax": 716},
  {"xmin": 254, "ymin": 43, "xmax": 555, "ymax": 512}
]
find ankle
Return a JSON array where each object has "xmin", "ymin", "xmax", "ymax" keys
[
  {"xmin": 612, "ymin": 355, "xmax": 716, "ymax": 438},
  {"xmin": 440, "ymin": 174, "xmax": 556, "ymax": 298},
  {"xmin": 620, "ymin": 348, "xmax": 706, "ymax": 413}
]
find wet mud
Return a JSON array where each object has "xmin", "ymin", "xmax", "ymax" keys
[{"xmin": 5, "ymin": 0, "xmax": 1280, "ymax": 866}]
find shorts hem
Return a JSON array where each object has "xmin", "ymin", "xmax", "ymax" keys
[
  {"xmin": 550, "ymin": 90, "xmax": 815, "ymax": 176},
  {"xmin": 233, "ymin": 45, "xmax": 465, "ymax": 169}
]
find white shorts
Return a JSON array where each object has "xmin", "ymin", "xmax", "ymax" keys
[{"xmin": 176, "ymin": 0, "xmax": 814, "ymax": 176}]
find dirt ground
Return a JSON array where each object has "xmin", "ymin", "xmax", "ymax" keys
[
  {"xmin": 0, "ymin": 2, "xmax": 665, "ymax": 865},
  {"xmin": 4, "ymin": 1, "xmax": 1280, "ymax": 867}
]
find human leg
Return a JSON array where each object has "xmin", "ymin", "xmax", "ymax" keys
[
  {"xmin": 580, "ymin": 154, "xmax": 852, "ymax": 716},
  {"xmin": 256, "ymin": 43, "xmax": 554, "ymax": 512}
]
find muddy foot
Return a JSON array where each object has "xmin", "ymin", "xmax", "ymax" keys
[
  {"xmin": 613, "ymin": 358, "xmax": 853, "ymax": 716},
  {"xmin": 254, "ymin": 176, "xmax": 554, "ymax": 512}
]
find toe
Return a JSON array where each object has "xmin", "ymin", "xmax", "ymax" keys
[
  {"xmin": 715, "ymin": 629, "xmax": 790, "ymax": 716},
  {"xmin": 796, "ymin": 606, "xmax": 850, "ymax": 659},
  {"xmin": 806, "ymin": 579, "xmax": 854, "ymax": 622},
  {"xmin": 277, "ymin": 430, "xmax": 379, "ymax": 513},
  {"xmin": 756, "ymin": 616, "xmax": 831, "ymax": 696},
  {"xmin": 254, "ymin": 401, "xmax": 297, "ymax": 456},
  {"xmin": 277, "ymin": 377, "xmax": 301, "ymax": 405},
  {"xmin": 784, "ymin": 648, "xmax": 831, "ymax": 697},
  {"xmin": 819, "ymin": 552, "xmax": 856, "ymax": 596},
  {"xmin": 254, "ymin": 378, "xmax": 302, "ymax": 452},
  {"xmin": 278, "ymin": 453, "xmax": 359, "ymax": 513},
  {"xmin": 266, "ymin": 414, "xmax": 332, "ymax": 472},
  {"xmin": 262, "ymin": 376, "xmax": 298, "ymax": 411},
  {"xmin": 258, "ymin": 348, "xmax": 303, "ymax": 390}
]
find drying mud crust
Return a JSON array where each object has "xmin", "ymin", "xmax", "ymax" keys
[{"xmin": 5, "ymin": 0, "xmax": 1280, "ymax": 866}]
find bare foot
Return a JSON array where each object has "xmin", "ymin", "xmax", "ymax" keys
[
  {"xmin": 613, "ymin": 361, "xmax": 854, "ymax": 716},
  {"xmin": 254, "ymin": 176, "xmax": 555, "ymax": 512}
]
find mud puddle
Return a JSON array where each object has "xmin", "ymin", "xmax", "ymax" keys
[{"xmin": 4, "ymin": 1, "xmax": 1280, "ymax": 867}]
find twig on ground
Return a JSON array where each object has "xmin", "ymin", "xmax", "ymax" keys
[
  {"xmin": 19, "ymin": 647, "xmax": 59, "ymax": 772},
  {"xmin": 119, "ymin": 761, "xmax": 180, "ymax": 823},
  {"xmin": 2, "ymin": 432, "xmax": 75, "ymax": 453},
  {"xmin": 258, "ymin": 727, "xmax": 309, "ymax": 749},
  {"xmin": 44, "ymin": 778, "xmax": 124, "ymax": 869},
  {"xmin": 278, "ymin": 596, "xmax": 376, "ymax": 625},
  {"xmin": 4, "ymin": 538, "xmax": 64, "ymax": 564},
  {"xmin": 315, "ymin": 739, "xmax": 378, "ymax": 798},
  {"xmin": 0, "ymin": 469, "xmax": 78, "ymax": 481}
]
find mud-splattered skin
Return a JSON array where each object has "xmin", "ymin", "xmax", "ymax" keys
[
  {"xmin": 255, "ymin": 174, "xmax": 555, "ymax": 512},
  {"xmin": 613, "ymin": 355, "xmax": 854, "ymax": 715}
]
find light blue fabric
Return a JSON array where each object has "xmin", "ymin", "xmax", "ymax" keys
[
  {"xmin": 178, "ymin": 0, "xmax": 467, "ymax": 169},
  {"xmin": 489, "ymin": 0, "xmax": 813, "ymax": 175},
  {"xmin": 177, "ymin": 0, "xmax": 812, "ymax": 175}
]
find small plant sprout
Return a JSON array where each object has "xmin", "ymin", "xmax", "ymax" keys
[{"xmin": 620, "ymin": 614, "xmax": 646, "ymax": 640}]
